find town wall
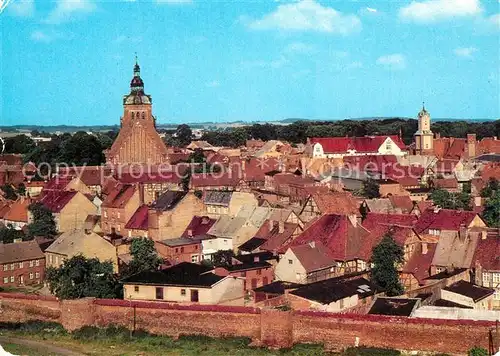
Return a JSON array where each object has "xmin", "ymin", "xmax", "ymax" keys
[{"xmin": 0, "ymin": 293, "xmax": 495, "ymax": 354}]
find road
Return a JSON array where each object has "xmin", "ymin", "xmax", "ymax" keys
[{"xmin": 0, "ymin": 336, "xmax": 85, "ymax": 356}]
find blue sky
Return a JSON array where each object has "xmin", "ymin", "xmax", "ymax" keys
[{"xmin": 1, "ymin": 0, "xmax": 499, "ymax": 126}]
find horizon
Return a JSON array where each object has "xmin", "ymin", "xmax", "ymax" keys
[{"xmin": 1, "ymin": 0, "xmax": 499, "ymax": 126}]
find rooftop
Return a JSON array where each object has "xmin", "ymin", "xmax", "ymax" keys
[
  {"xmin": 0, "ymin": 240, "xmax": 44, "ymax": 264},
  {"xmin": 443, "ymin": 280, "xmax": 494, "ymax": 302},
  {"xmin": 150, "ymin": 190, "xmax": 186, "ymax": 211},
  {"xmin": 368, "ymin": 297, "xmax": 420, "ymax": 317}
]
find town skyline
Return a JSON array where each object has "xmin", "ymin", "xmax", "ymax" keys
[{"xmin": 2, "ymin": 0, "xmax": 499, "ymax": 126}]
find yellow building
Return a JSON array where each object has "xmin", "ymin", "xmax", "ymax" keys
[{"xmin": 414, "ymin": 104, "xmax": 434, "ymax": 155}]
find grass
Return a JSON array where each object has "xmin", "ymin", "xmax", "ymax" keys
[{"xmin": 0, "ymin": 321, "xmax": 409, "ymax": 356}]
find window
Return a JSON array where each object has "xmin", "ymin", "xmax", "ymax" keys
[
  {"xmin": 35, "ymin": 272, "xmax": 39, "ymax": 278},
  {"xmin": 339, "ymin": 299, "xmax": 344, "ymax": 309},
  {"xmin": 191, "ymin": 255, "xmax": 199, "ymax": 263},
  {"xmin": 142, "ymin": 112, "xmax": 145, "ymax": 120},
  {"xmin": 49, "ymin": 255, "xmax": 53, "ymax": 263},
  {"xmin": 104, "ymin": 211, "xmax": 107, "ymax": 218},
  {"xmin": 19, "ymin": 262, "xmax": 23, "ymax": 269},
  {"xmin": 175, "ymin": 248, "xmax": 178, "ymax": 253},
  {"xmin": 190, "ymin": 289, "xmax": 199, "ymax": 302},
  {"xmin": 241, "ymin": 271, "xmax": 246, "ymax": 277},
  {"xmin": 155, "ymin": 287, "xmax": 164, "ymax": 300},
  {"xmin": 10, "ymin": 264, "xmax": 14, "ymax": 270},
  {"xmin": 10, "ymin": 276, "xmax": 14, "ymax": 282},
  {"xmin": 223, "ymin": 239, "xmax": 227, "ymax": 244},
  {"xmin": 251, "ymin": 278, "xmax": 257, "ymax": 289},
  {"xmin": 35, "ymin": 260, "xmax": 39, "ymax": 267},
  {"xmin": 180, "ymin": 247, "xmax": 184, "ymax": 253},
  {"xmin": 262, "ymin": 277, "xmax": 268, "ymax": 285},
  {"xmin": 483, "ymin": 272, "xmax": 490, "ymax": 282},
  {"xmin": 3, "ymin": 265, "xmax": 7, "ymax": 271},
  {"xmin": 256, "ymin": 269, "xmax": 262, "ymax": 276},
  {"xmin": 385, "ymin": 141, "xmax": 392, "ymax": 150},
  {"xmin": 288, "ymin": 259, "xmax": 293, "ymax": 265},
  {"xmin": 3, "ymin": 277, "xmax": 8, "ymax": 284},
  {"xmin": 29, "ymin": 261, "xmax": 34, "ymax": 268},
  {"xmin": 493, "ymin": 273, "xmax": 500, "ymax": 283},
  {"xmin": 55, "ymin": 256, "xmax": 59, "ymax": 265},
  {"xmin": 29, "ymin": 273, "xmax": 33, "ymax": 280},
  {"xmin": 494, "ymin": 290, "xmax": 500, "ymax": 301},
  {"xmin": 117, "ymin": 212, "xmax": 120, "ymax": 219},
  {"xmin": 134, "ymin": 286, "xmax": 139, "ymax": 292},
  {"xmin": 180, "ymin": 289, "xmax": 186, "ymax": 296}
]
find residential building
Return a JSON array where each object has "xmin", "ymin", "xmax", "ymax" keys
[
  {"xmin": 369, "ymin": 297, "xmax": 421, "ymax": 317},
  {"xmin": 439, "ymin": 280, "xmax": 494, "ymax": 310},
  {"xmin": 473, "ymin": 228, "xmax": 500, "ymax": 309},
  {"xmin": 0, "ymin": 240, "xmax": 45, "ymax": 287},
  {"xmin": 123, "ymin": 204, "xmax": 149, "ymax": 238},
  {"xmin": 122, "ymin": 262, "xmax": 245, "ymax": 304},
  {"xmin": 155, "ymin": 238, "xmax": 202, "ymax": 264},
  {"xmin": 299, "ymin": 191, "xmax": 360, "ymax": 223},
  {"xmin": 2, "ymin": 197, "xmax": 29, "ymax": 230},
  {"xmin": 45, "ymin": 229, "xmax": 119, "ymax": 272},
  {"xmin": 101, "ymin": 183, "xmax": 141, "ymax": 235}
]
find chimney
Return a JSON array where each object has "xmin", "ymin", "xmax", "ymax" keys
[
  {"xmin": 187, "ymin": 229, "xmax": 193, "ymax": 237},
  {"xmin": 138, "ymin": 183, "xmax": 145, "ymax": 205},
  {"xmin": 241, "ymin": 160, "xmax": 246, "ymax": 172},
  {"xmin": 253, "ymin": 256, "xmax": 260, "ymax": 263},
  {"xmin": 279, "ymin": 221, "xmax": 285, "ymax": 234},
  {"xmin": 458, "ymin": 224, "xmax": 468, "ymax": 242},
  {"xmin": 268, "ymin": 219, "xmax": 275, "ymax": 231},
  {"xmin": 421, "ymin": 242, "xmax": 428, "ymax": 255},
  {"xmin": 435, "ymin": 132, "xmax": 441, "ymax": 139},
  {"xmin": 308, "ymin": 241, "xmax": 316, "ymax": 249},
  {"xmin": 466, "ymin": 134, "xmax": 476, "ymax": 158},
  {"xmin": 433, "ymin": 206, "xmax": 441, "ymax": 213},
  {"xmin": 481, "ymin": 229, "xmax": 487, "ymax": 240}
]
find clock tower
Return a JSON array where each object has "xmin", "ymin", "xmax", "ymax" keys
[{"xmin": 414, "ymin": 103, "xmax": 433, "ymax": 155}]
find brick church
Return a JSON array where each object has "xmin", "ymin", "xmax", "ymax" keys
[{"xmin": 105, "ymin": 60, "xmax": 169, "ymax": 166}]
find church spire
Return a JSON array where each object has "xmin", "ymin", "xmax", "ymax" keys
[
  {"xmin": 134, "ymin": 53, "xmax": 140, "ymax": 78},
  {"xmin": 130, "ymin": 55, "xmax": 144, "ymax": 93}
]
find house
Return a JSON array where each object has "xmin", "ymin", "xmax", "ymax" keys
[
  {"xmin": 213, "ymin": 253, "xmax": 275, "ymax": 291},
  {"xmin": 45, "ymin": 229, "xmax": 119, "ymax": 272},
  {"xmin": 414, "ymin": 208, "xmax": 486, "ymax": 238},
  {"xmin": 472, "ymin": 228, "xmax": 500, "ymax": 309},
  {"xmin": 24, "ymin": 181, "xmax": 46, "ymax": 197},
  {"xmin": 123, "ymin": 205, "xmax": 149, "ymax": 238},
  {"xmin": 203, "ymin": 191, "xmax": 233, "ymax": 217},
  {"xmin": 43, "ymin": 175, "xmax": 93, "ymax": 195},
  {"xmin": 362, "ymin": 198, "xmax": 403, "ymax": 214},
  {"xmin": 308, "ymin": 135, "xmax": 407, "ymax": 159},
  {"xmin": 190, "ymin": 172, "xmax": 241, "ymax": 191},
  {"xmin": 56, "ymin": 165, "xmax": 113, "ymax": 195},
  {"xmin": 400, "ymin": 242, "xmax": 437, "ymax": 291},
  {"xmin": 439, "ymin": 280, "xmax": 494, "ymax": 310},
  {"xmin": 299, "ymin": 191, "xmax": 360, "ymax": 223},
  {"xmin": 433, "ymin": 177, "xmax": 459, "ymax": 192},
  {"xmin": 122, "ymin": 262, "xmax": 245, "ymax": 304},
  {"xmin": 37, "ymin": 190, "xmax": 98, "ymax": 233},
  {"xmin": 100, "ymin": 183, "xmax": 140, "ymax": 235},
  {"xmin": 2, "ymin": 197, "xmax": 29, "ymax": 230},
  {"xmin": 368, "ymin": 297, "xmax": 421, "ymax": 317},
  {"xmin": 155, "ymin": 238, "xmax": 202, "ymax": 264},
  {"xmin": 388, "ymin": 195, "xmax": 414, "ymax": 214},
  {"xmin": 239, "ymin": 219, "xmax": 301, "ymax": 254},
  {"xmin": 148, "ymin": 191, "xmax": 205, "ymax": 240},
  {"xmin": 186, "ymin": 141, "xmax": 214, "ymax": 151},
  {"xmin": 287, "ymin": 275, "xmax": 377, "ymax": 312},
  {"xmin": 116, "ymin": 168, "xmax": 184, "ymax": 201},
  {"xmin": 0, "ymin": 240, "xmax": 45, "ymax": 287}
]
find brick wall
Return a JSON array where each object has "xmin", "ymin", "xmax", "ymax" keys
[{"xmin": 0, "ymin": 293, "xmax": 495, "ymax": 354}]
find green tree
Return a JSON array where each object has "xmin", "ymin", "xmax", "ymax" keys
[
  {"xmin": 468, "ymin": 347, "xmax": 488, "ymax": 356},
  {"xmin": 4, "ymin": 135, "xmax": 35, "ymax": 154},
  {"xmin": 1, "ymin": 184, "xmax": 18, "ymax": 200},
  {"xmin": 175, "ymin": 124, "xmax": 192, "ymax": 147},
  {"xmin": 188, "ymin": 148, "xmax": 206, "ymax": 164},
  {"xmin": 26, "ymin": 202, "xmax": 57, "ymax": 238},
  {"xmin": 122, "ymin": 237, "xmax": 162, "ymax": 277},
  {"xmin": 211, "ymin": 249, "xmax": 235, "ymax": 268},
  {"xmin": 17, "ymin": 183, "xmax": 26, "ymax": 196},
  {"xmin": 430, "ymin": 189, "xmax": 472, "ymax": 210},
  {"xmin": 480, "ymin": 178, "xmax": 498, "ymax": 198},
  {"xmin": 46, "ymin": 255, "xmax": 122, "ymax": 299},
  {"xmin": 362, "ymin": 179, "xmax": 381, "ymax": 199},
  {"xmin": 370, "ymin": 233, "xmax": 404, "ymax": 297},
  {"xmin": 57, "ymin": 131, "xmax": 105, "ymax": 166},
  {"xmin": 482, "ymin": 190, "xmax": 500, "ymax": 228},
  {"xmin": 0, "ymin": 227, "xmax": 25, "ymax": 244}
]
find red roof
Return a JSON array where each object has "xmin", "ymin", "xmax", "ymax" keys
[
  {"xmin": 434, "ymin": 178, "xmax": 458, "ymax": 189},
  {"xmin": 125, "ymin": 205, "xmax": 149, "ymax": 231},
  {"xmin": 254, "ymin": 220, "xmax": 299, "ymax": 252},
  {"xmin": 402, "ymin": 243, "xmax": 437, "ymax": 284},
  {"xmin": 435, "ymin": 160, "xmax": 459, "ymax": 174},
  {"xmin": 102, "ymin": 183, "xmax": 136, "ymax": 209},
  {"xmin": 43, "ymin": 176, "xmax": 74, "ymax": 191},
  {"xmin": 290, "ymin": 242, "xmax": 336, "ymax": 272},
  {"xmin": 3, "ymin": 198, "xmax": 29, "ymax": 223},
  {"xmin": 181, "ymin": 216, "xmax": 217, "ymax": 238},
  {"xmin": 116, "ymin": 171, "xmax": 183, "ymax": 185},
  {"xmin": 190, "ymin": 172, "xmax": 241, "ymax": 188},
  {"xmin": 57, "ymin": 166, "xmax": 113, "ymax": 186},
  {"xmin": 39, "ymin": 190, "xmax": 77, "ymax": 213},
  {"xmin": 473, "ymin": 231, "xmax": 500, "ymax": 271},
  {"xmin": 388, "ymin": 195, "xmax": 414, "ymax": 213},
  {"xmin": 414, "ymin": 208, "xmax": 479, "ymax": 233},
  {"xmin": 287, "ymin": 214, "xmax": 369, "ymax": 261},
  {"xmin": 310, "ymin": 135, "xmax": 406, "ymax": 154},
  {"xmin": 343, "ymin": 155, "xmax": 398, "ymax": 172}
]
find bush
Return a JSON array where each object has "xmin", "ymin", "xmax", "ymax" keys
[
  {"xmin": 344, "ymin": 347, "xmax": 401, "ymax": 356},
  {"xmin": 468, "ymin": 347, "xmax": 488, "ymax": 356},
  {"xmin": 0, "ymin": 321, "xmax": 66, "ymax": 336}
]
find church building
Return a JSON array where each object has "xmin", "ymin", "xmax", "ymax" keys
[
  {"xmin": 414, "ymin": 104, "xmax": 433, "ymax": 155},
  {"xmin": 105, "ymin": 60, "xmax": 169, "ymax": 166}
]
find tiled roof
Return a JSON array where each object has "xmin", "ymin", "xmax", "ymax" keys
[
  {"xmin": 310, "ymin": 135, "xmax": 406, "ymax": 154},
  {"xmin": 414, "ymin": 208, "xmax": 479, "ymax": 233},
  {"xmin": 443, "ymin": 280, "xmax": 494, "ymax": 302},
  {"xmin": 191, "ymin": 172, "xmax": 240, "ymax": 188},
  {"xmin": 0, "ymin": 154, "xmax": 23, "ymax": 166},
  {"xmin": 415, "ymin": 200, "xmax": 434, "ymax": 214},
  {"xmin": 434, "ymin": 159, "xmax": 459, "ymax": 173},
  {"xmin": 434, "ymin": 178, "xmax": 458, "ymax": 189},
  {"xmin": 473, "ymin": 230, "xmax": 500, "ymax": 271},
  {"xmin": 39, "ymin": 190, "xmax": 77, "ymax": 213},
  {"xmin": 157, "ymin": 238, "xmax": 199, "ymax": 247},
  {"xmin": 431, "ymin": 230, "xmax": 480, "ymax": 269},
  {"xmin": 0, "ymin": 240, "xmax": 44, "ymax": 264},
  {"xmin": 308, "ymin": 192, "xmax": 360, "ymax": 216},
  {"xmin": 124, "ymin": 205, "xmax": 149, "ymax": 230},
  {"xmin": 402, "ymin": 243, "xmax": 437, "ymax": 284},
  {"xmin": 116, "ymin": 171, "xmax": 183, "ymax": 185},
  {"xmin": 57, "ymin": 166, "xmax": 113, "ymax": 186},
  {"xmin": 290, "ymin": 242, "xmax": 336, "ymax": 272},
  {"xmin": 3, "ymin": 198, "xmax": 29, "ymax": 223},
  {"xmin": 253, "ymin": 281, "xmax": 301, "ymax": 294},
  {"xmin": 150, "ymin": 190, "xmax": 187, "ymax": 211},
  {"xmin": 181, "ymin": 216, "xmax": 217, "ymax": 238},
  {"xmin": 364, "ymin": 198, "xmax": 401, "ymax": 214},
  {"xmin": 101, "ymin": 184, "xmax": 136, "ymax": 209},
  {"xmin": 203, "ymin": 191, "xmax": 233, "ymax": 206},
  {"xmin": 343, "ymin": 155, "xmax": 398, "ymax": 171},
  {"xmin": 45, "ymin": 229, "xmax": 114, "ymax": 256},
  {"xmin": 368, "ymin": 297, "xmax": 420, "ymax": 316},
  {"xmin": 0, "ymin": 201, "xmax": 12, "ymax": 219},
  {"xmin": 253, "ymin": 220, "xmax": 298, "ymax": 252},
  {"xmin": 396, "ymin": 176, "xmax": 420, "ymax": 187},
  {"xmin": 273, "ymin": 173, "xmax": 316, "ymax": 187},
  {"xmin": 43, "ymin": 176, "xmax": 74, "ymax": 191},
  {"xmin": 238, "ymin": 237, "xmax": 267, "ymax": 252},
  {"xmin": 433, "ymin": 138, "xmax": 466, "ymax": 160},
  {"xmin": 388, "ymin": 195, "xmax": 414, "ymax": 213}
]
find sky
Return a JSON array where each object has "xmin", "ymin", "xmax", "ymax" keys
[{"xmin": 1, "ymin": 0, "xmax": 499, "ymax": 126}]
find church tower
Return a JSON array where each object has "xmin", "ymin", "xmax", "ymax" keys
[
  {"xmin": 106, "ymin": 59, "xmax": 169, "ymax": 166},
  {"xmin": 414, "ymin": 103, "xmax": 433, "ymax": 155}
]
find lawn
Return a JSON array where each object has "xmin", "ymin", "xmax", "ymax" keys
[{"xmin": 0, "ymin": 321, "xmax": 412, "ymax": 356}]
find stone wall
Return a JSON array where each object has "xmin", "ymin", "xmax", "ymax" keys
[{"xmin": 0, "ymin": 293, "xmax": 496, "ymax": 354}]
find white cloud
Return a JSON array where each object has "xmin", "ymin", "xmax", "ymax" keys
[
  {"xmin": 376, "ymin": 54, "xmax": 406, "ymax": 70},
  {"xmin": 247, "ymin": 0, "xmax": 361, "ymax": 35},
  {"xmin": 285, "ymin": 42, "xmax": 315, "ymax": 54},
  {"xmin": 8, "ymin": 0, "xmax": 34, "ymax": 17},
  {"xmin": 44, "ymin": 0, "xmax": 96, "ymax": 24},
  {"xmin": 454, "ymin": 47, "xmax": 478, "ymax": 58},
  {"xmin": 399, "ymin": 0, "xmax": 482, "ymax": 23},
  {"xmin": 366, "ymin": 7, "xmax": 377, "ymax": 13},
  {"xmin": 206, "ymin": 80, "xmax": 220, "ymax": 88},
  {"xmin": 155, "ymin": 0, "xmax": 193, "ymax": 4}
]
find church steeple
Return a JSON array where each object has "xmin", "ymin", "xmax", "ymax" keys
[{"xmin": 124, "ymin": 56, "xmax": 151, "ymax": 105}]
